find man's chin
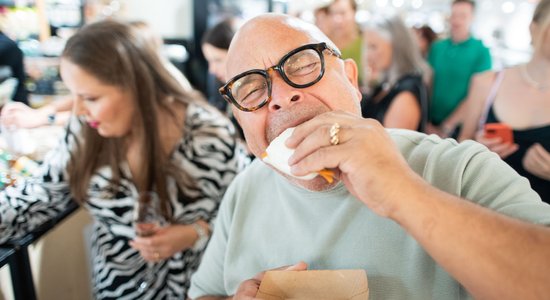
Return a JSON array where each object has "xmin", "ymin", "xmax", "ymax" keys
[{"xmin": 285, "ymin": 174, "xmax": 339, "ymax": 192}]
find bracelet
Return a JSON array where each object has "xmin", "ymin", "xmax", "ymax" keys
[
  {"xmin": 191, "ymin": 222, "xmax": 209, "ymax": 249},
  {"xmin": 47, "ymin": 113, "xmax": 56, "ymax": 125}
]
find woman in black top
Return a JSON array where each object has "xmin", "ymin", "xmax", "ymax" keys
[
  {"xmin": 458, "ymin": 0, "xmax": 550, "ymax": 203},
  {"xmin": 361, "ymin": 14, "xmax": 430, "ymax": 132}
]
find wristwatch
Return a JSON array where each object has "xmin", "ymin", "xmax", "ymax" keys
[{"xmin": 191, "ymin": 222, "xmax": 209, "ymax": 249}]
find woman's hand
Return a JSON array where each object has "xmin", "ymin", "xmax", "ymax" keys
[
  {"xmin": 1, "ymin": 102, "xmax": 52, "ymax": 129},
  {"xmin": 523, "ymin": 143, "xmax": 550, "ymax": 181},
  {"xmin": 474, "ymin": 130, "xmax": 519, "ymax": 159},
  {"xmin": 233, "ymin": 262, "xmax": 308, "ymax": 300},
  {"xmin": 286, "ymin": 111, "xmax": 426, "ymax": 218},
  {"xmin": 129, "ymin": 221, "xmax": 208, "ymax": 262}
]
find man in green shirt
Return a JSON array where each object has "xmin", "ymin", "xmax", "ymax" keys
[
  {"xmin": 317, "ymin": 0, "xmax": 363, "ymax": 86},
  {"xmin": 428, "ymin": 0, "xmax": 491, "ymax": 136},
  {"xmin": 189, "ymin": 13, "xmax": 550, "ymax": 300}
]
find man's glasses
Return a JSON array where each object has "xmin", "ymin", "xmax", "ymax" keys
[{"xmin": 219, "ymin": 42, "xmax": 342, "ymax": 112}]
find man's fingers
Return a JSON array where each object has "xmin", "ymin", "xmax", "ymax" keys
[
  {"xmin": 252, "ymin": 261, "xmax": 309, "ymax": 281},
  {"xmin": 284, "ymin": 261, "xmax": 308, "ymax": 271}
]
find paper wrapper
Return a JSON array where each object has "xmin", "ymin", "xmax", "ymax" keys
[
  {"xmin": 256, "ymin": 269, "xmax": 369, "ymax": 300},
  {"xmin": 262, "ymin": 127, "xmax": 335, "ymax": 183}
]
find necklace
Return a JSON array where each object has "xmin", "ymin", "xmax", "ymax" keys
[{"xmin": 520, "ymin": 64, "xmax": 550, "ymax": 91}]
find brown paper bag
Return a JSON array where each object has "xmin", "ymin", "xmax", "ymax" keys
[{"xmin": 256, "ymin": 269, "xmax": 369, "ymax": 300}]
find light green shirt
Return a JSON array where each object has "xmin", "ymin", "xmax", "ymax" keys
[{"xmin": 189, "ymin": 130, "xmax": 550, "ymax": 300}]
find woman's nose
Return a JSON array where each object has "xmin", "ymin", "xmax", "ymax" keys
[{"xmin": 73, "ymin": 98, "xmax": 87, "ymax": 116}]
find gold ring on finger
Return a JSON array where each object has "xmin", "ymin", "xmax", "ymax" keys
[{"xmin": 329, "ymin": 123, "xmax": 340, "ymax": 146}]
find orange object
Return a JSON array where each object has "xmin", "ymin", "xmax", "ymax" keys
[{"xmin": 484, "ymin": 123, "xmax": 514, "ymax": 144}]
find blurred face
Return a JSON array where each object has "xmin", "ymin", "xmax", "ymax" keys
[
  {"xmin": 363, "ymin": 28, "xmax": 393, "ymax": 73},
  {"xmin": 202, "ymin": 43, "xmax": 229, "ymax": 82},
  {"xmin": 60, "ymin": 59, "xmax": 135, "ymax": 137},
  {"xmin": 450, "ymin": 2, "xmax": 474, "ymax": 39},
  {"xmin": 226, "ymin": 16, "xmax": 362, "ymax": 162},
  {"xmin": 531, "ymin": 22, "xmax": 550, "ymax": 60},
  {"xmin": 327, "ymin": 0, "xmax": 356, "ymax": 35}
]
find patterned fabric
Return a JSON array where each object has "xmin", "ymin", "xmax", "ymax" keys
[{"xmin": 0, "ymin": 101, "xmax": 249, "ymax": 299}]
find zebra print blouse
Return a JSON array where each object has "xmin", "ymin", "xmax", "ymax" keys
[{"xmin": 0, "ymin": 101, "xmax": 249, "ymax": 299}]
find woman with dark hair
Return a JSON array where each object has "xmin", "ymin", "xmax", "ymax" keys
[
  {"xmin": 201, "ymin": 18, "xmax": 237, "ymax": 83},
  {"xmin": 201, "ymin": 18, "xmax": 249, "ymax": 145},
  {"xmin": 0, "ymin": 20, "xmax": 248, "ymax": 299},
  {"xmin": 413, "ymin": 25, "xmax": 437, "ymax": 58}
]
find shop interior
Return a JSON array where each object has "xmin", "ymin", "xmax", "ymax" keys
[{"xmin": 0, "ymin": 0, "xmax": 544, "ymax": 299}]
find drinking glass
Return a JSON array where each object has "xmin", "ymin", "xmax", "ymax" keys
[{"xmin": 133, "ymin": 191, "xmax": 166, "ymax": 292}]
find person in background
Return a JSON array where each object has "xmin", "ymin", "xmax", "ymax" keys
[
  {"xmin": 313, "ymin": 3, "xmax": 331, "ymax": 37},
  {"xmin": 201, "ymin": 18, "xmax": 237, "ymax": 113},
  {"xmin": 458, "ymin": 0, "xmax": 550, "ymax": 203},
  {"xmin": 0, "ymin": 20, "xmax": 191, "ymax": 129},
  {"xmin": 201, "ymin": 17, "xmax": 247, "ymax": 143},
  {"xmin": 0, "ymin": 30, "xmax": 28, "ymax": 104},
  {"xmin": 316, "ymin": 0, "xmax": 363, "ymax": 86},
  {"xmin": 413, "ymin": 25, "xmax": 437, "ymax": 59},
  {"xmin": 361, "ymin": 14, "xmax": 430, "ymax": 132},
  {"xmin": 428, "ymin": 0, "xmax": 491, "ymax": 138},
  {"xmin": 0, "ymin": 20, "xmax": 248, "ymax": 299},
  {"xmin": 188, "ymin": 13, "xmax": 550, "ymax": 300},
  {"xmin": 201, "ymin": 18, "xmax": 236, "ymax": 85}
]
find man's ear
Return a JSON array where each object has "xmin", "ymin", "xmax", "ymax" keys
[{"xmin": 343, "ymin": 58, "xmax": 363, "ymax": 100}]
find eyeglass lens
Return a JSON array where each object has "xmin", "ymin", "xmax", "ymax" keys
[{"xmin": 230, "ymin": 48, "xmax": 323, "ymax": 110}]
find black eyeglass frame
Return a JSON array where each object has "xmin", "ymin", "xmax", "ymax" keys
[{"xmin": 219, "ymin": 42, "xmax": 342, "ymax": 112}]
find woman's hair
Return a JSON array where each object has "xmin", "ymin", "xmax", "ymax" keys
[
  {"xmin": 63, "ymin": 20, "xmax": 198, "ymax": 218},
  {"xmin": 201, "ymin": 18, "xmax": 237, "ymax": 50},
  {"xmin": 414, "ymin": 25, "xmax": 437, "ymax": 49},
  {"xmin": 362, "ymin": 14, "xmax": 431, "ymax": 87},
  {"xmin": 532, "ymin": 0, "xmax": 550, "ymax": 52}
]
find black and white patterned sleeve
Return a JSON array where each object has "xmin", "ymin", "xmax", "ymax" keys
[
  {"xmin": 0, "ymin": 118, "xmax": 81, "ymax": 244},
  {"xmin": 175, "ymin": 104, "xmax": 249, "ymax": 224}
]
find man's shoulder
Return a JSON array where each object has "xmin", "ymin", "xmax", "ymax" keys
[
  {"xmin": 387, "ymin": 129, "xmax": 487, "ymax": 176},
  {"xmin": 467, "ymin": 37, "xmax": 490, "ymax": 50},
  {"xmin": 223, "ymin": 159, "xmax": 273, "ymax": 197}
]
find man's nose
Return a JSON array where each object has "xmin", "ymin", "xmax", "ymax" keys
[{"xmin": 268, "ymin": 73, "xmax": 303, "ymax": 112}]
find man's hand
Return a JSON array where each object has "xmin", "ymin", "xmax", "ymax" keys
[
  {"xmin": 233, "ymin": 262, "xmax": 308, "ymax": 300},
  {"xmin": 287, "ymin": 111, "xmax": 423, "ymax": 218}
]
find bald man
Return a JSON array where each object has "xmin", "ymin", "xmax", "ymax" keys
[{"xmin": 188, "ymin": 13, "xmax": 550, "ymax": 300}]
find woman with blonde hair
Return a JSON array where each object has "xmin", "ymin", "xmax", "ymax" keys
[
  {"xmin": 459, "ymin": 0, "xmax": 550, "ymax": 203},
  {"xmin": 361, "ymin": 14, "xmax": 430, "ymax": 132},
  {"xmin": 0, "ymin": 20, "xmax": 248, "ymax": 298}
]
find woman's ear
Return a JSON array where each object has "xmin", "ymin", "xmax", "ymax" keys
[{"xmin": 529, "ymin": 22, "xmax": 537, "ymax": 46}]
